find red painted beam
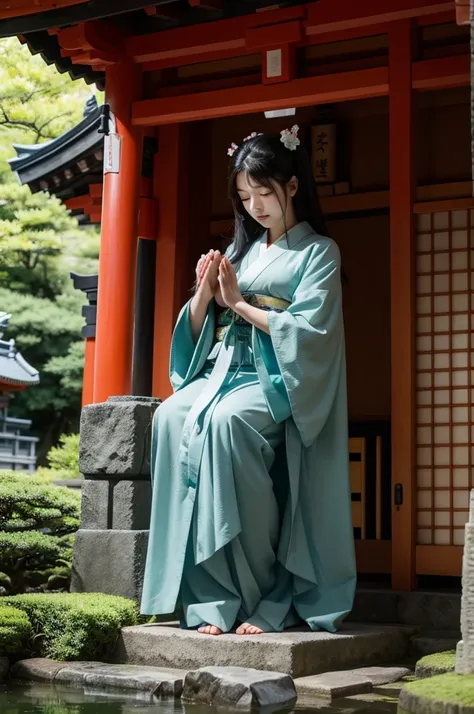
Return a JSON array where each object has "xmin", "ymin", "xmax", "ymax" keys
[
  {"xmin": 132, "ymin": 52, "xmax": 466, "ymax": 126},
  {"xmin": 126, "ymin": 0, "xmax": 454, "ymax": 68},
  {"xmin": 132, "ymin": 67, "xmax": 389, "ymax": 125},
  {"xmin": 305, "ymin": 0, "xmax": 454, "ymax": 35},
  {"xmin": 412, "ymin": 54, "xmax": 469, "ymax": 88}
]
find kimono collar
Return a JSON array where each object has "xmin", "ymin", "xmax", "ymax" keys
[
  {"xmin": 262, "ymin": 221, "xmax": 315, "ymax": 250},
  {"xmin": 239, "ymin": 221, "xmax": 315, "ymax": 292}
]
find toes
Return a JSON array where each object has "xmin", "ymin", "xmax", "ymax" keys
[
  {"xmin": 198, "ymin": 625, "xmax": 223, "ymax": 635},
  {"xmin": 236, "ymin": 623, "xmax": 264, "ymax": 635}
]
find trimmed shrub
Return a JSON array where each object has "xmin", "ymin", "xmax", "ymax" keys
[
  {"xmin": 0, "ymin": 604, "xmax": 32, "ymax": 657},
  {"xmin": 2, "ymin": 593, "xmax": 138, "ymax": 661},
  {"xmin": 46, "ymin": 433, "xmax": 80, "ymax": 478},
  {"xmin": 0, "ymin": 471, "xmax": 80, "ymax": 593}
]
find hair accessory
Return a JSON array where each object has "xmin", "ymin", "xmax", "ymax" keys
[
  {"xmin": 243, "ymin": 131, "xmax": 262, "ymax": 142},
  {"xmin": 280, "ymin": 124, "xmax": 300, "ymax": 151},
  {"xmin": 227, "ymin": 131, "xmax": 263, "ymax": 157}
]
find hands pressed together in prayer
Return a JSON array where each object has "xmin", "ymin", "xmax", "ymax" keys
[
  {"xmin": 195, "ymin": 249, "xmax": 242, "ymax": 309},
  {"xmin": 190, "ymin": 248, "xmax": 270, "ymax": 342}
]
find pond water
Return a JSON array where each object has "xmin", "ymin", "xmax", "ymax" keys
[{"xmin": 0, "ymin": 681, "xmax": 399, "ymax": 714}]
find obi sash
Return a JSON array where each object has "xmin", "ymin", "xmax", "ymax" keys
[{"xmin": 215, "ymin": 293, "xmax": 290, "ymax": 342}]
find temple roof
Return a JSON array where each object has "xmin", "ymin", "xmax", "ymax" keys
[
  {"xmin": 0, "ymin": 314, "xmax": 40, "ymax": 387},
  {"xmin": 0, "ymin": 0, "xmax": 305, "ymax": 87},
  {"xmin": 9, "ymin": 96, "xmax": 103, "ymax": 207}
]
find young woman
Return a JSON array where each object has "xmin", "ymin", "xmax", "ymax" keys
[{"xmin": 140, "ymin": 126, "xmax": 356, "ymax": 636}]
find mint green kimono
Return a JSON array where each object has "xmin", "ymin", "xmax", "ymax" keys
[{"xmin": 140, "ymin": 221, "xmax": 356, "ymax": 632}]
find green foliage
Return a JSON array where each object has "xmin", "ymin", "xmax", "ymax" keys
[
  {"xmin": 35, "ymin": 432, "xmax": 81, "ymax": 481},
  {"xmin": 0, "ymin": 182, "xmax": 97, "ymax": 300},
  {"xmin": 0, "ymin": 470, "xmax": 80, "ymax": 593},
  {"xmin": 0, "ymin": 288, "xmax": 86, "ymax": 457},
  {"xmin": 0, "ymin": 604, "xmax": 32, "ymax": 657},
  {"xmin": 46, "ymin": 433, "xmax": 80, "ymax": 476},
  {"xmin": 1, "ymin": 593, "xmax": 138, "ymax": 661},
  {"xmin": 0, "ymin": 36, "xmax": 100, "ymax": 459}
]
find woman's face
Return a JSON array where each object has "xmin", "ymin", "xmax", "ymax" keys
[{"xmin": 236, "ymin": 172, "xmax": 295, "ymax": 231}]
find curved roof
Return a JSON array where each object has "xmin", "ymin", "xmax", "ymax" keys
[
  {"xmin": 9, "ymin": 96, "xmax": 103, "ymax": 202},
  {"xmin": 0, "ymin": 314, "xmax": 40, "ymax": 387}
]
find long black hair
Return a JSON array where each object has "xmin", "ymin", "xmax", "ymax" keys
[{"xmin": 227, "ymin": 131, "xmax": 329, "ymax": 265}]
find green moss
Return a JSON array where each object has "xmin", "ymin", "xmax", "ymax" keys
[
  {"xmin": 0, "ymin": 604, "xmax": 32, "ymax": 657},
  {"xmin": 415, "ymin": 650, "xmax": 456, "ymax": 678},
  {"xmin": 403, "ymin": 673, "xmax": 474, "ymax": 706},
  {"xmin": 2, "ymin": 592, "xmax": 138, "ymax": 661}
]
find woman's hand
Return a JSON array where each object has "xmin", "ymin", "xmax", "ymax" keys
[
  {"xmin": 195, "ymin": 250, "xmax": 221, "ymax": 303},
  {"xmin": 217, "ymin": 256, "xmax": 243, "ymax": 309}
]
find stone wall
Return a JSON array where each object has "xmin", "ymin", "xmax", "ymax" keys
[
  {"xmin": 71, "ymin": 395, "xmax": 160, "ymax": 601},
  {"xmin": 455, "ymin": 490, "xmax": 474, "ymax": 674}
]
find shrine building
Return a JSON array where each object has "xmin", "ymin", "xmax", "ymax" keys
[{"xmin": 2, "ymin": 0, "xmax": 473, "ymax": 593}]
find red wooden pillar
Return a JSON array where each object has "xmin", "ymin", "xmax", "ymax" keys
[
  {"xmin": 152, "ymin": 124, "xmax": 191, "ymax": 399},
  {"xmin": 82, "ymin": 337, "xmax": 96, "ymax": 407},
  {"xmin": 93, "ymin": 59, "xmax": 143, "ymax": 403},
  {"xmin": 389, "ymin": 20, "xmax": 417, "ymax": 590}
]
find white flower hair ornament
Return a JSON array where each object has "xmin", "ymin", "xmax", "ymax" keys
[{"xmin": 280, "ymin": 124, "xmax": 300, "ymax": 151}]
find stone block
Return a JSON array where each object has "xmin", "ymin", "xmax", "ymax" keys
[
  {"xmin": 411, "ymin": 631, "xmax": 461, "ymax": 658},
  {"xmin": 348, "ymin": 589, "xmax": 399, "ymax": 624},
  {"xmin": 295, "ymin": 667, "xmax": 410, "ymax": 701},
  {"xmin": 81, "ymin": 479, "xmax": 109, "ymax": 530},
  {"xmin": 112, "ymin": 622, "xmax": 412, "ymax": 678},
  {"xmin": 71, "ymin": 529, "xmax": 148, "ymax": 600},
  {"xmin": 54, "ymin": 662, "xmax": 184, "ymax": 698},
  {"xmin": 10, "ymin": 658, "xmax": 66, "ymax": 683},
  {"xmin": 349, "ymin": 666, "xmax": 411, "ymax": 685},
  {"xmin": 456, "ymin": 641, "xmax": 465, "ymax": 674},
  {"xmin": 182, "ymin": 666, "xmax": 297, "ymax": 710},
  {"xmin": 295, "ymin": 672, "xmax": 371, "ymax": 699},
  {"xmin": 112, "ymin": 481, "xmax": 152, "ymax": 530},
  {"xmin": 79, "ymin": 396, "xmax": 161, "ymax": 477},
  {"xmin": 398, "ymin": 592, "xmax": 461, "ymax": 631},
  {"xmin": 456, "ymin": 490, "xmax": 474, "ymax": 675}
]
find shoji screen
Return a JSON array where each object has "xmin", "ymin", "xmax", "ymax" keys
[{"xmin": 415, "ymin": 209, "xmax": 473, "ymax": 548}]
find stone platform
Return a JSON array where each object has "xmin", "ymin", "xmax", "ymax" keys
[{"xmin": 111, "ymin": 622, "xmax": 414, "ymax": 678}]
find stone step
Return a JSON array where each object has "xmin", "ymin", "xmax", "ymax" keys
[
  {"xmin": 294, "ymin": 665, "xmax": 411, "ymax": 700},
  {"xmin": 111, "ymin": 622, "xmax": 415, "ymax": 679},
  {"xmin": 409, "ymin": 630, "xmax": 460, "ymax": 658}
]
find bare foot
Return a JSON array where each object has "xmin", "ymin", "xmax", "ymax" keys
[
  {"xmin": 236, "ymin": 623, "xmax": 264, "ymax": 635},
  {"xmin": 198, "ymin": 624, "xmax": 223, "ymax": 635}
]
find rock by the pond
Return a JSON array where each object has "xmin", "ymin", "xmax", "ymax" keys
[
  {"xmin": 0, "ymin": 658, "xmax": 9, "ymax": 682},
  {"xmin": 11, "ymin": 658, "xmax": 66, "ymax": 683},
  {"xmin": 182, "ymin": 666, "xmax": 297, "ymax": 710},
  {"xmin": 10, "ymin": 658, "xmax": 184, "ymax": 698},
  {"xmin": 294, "ymin": 665, "xmax": 411, "ymax": 700}
]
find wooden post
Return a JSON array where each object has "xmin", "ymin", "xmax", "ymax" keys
[
  {"xmin": 152, "ymin": 124, "xmax": 191, "ymax": 399},
  {"xmin": 82, "ymin": 337, "xmax": 96, "ymax": 407},
  {"xmin": 389, "ymin": 20, "xmax": 416, "ymax": 590},
  {"xmin": 93, "ymin": 59, "xmax": 143, "ymax": 403}
]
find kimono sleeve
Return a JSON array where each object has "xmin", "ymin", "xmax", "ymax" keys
[
  {"xmin": 266, "ymin": 238, "xmax": 345, "ymax": 447},
  {"xmin": 169, "ymin": 298, "xmax": 215, "ymax": 391}
]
